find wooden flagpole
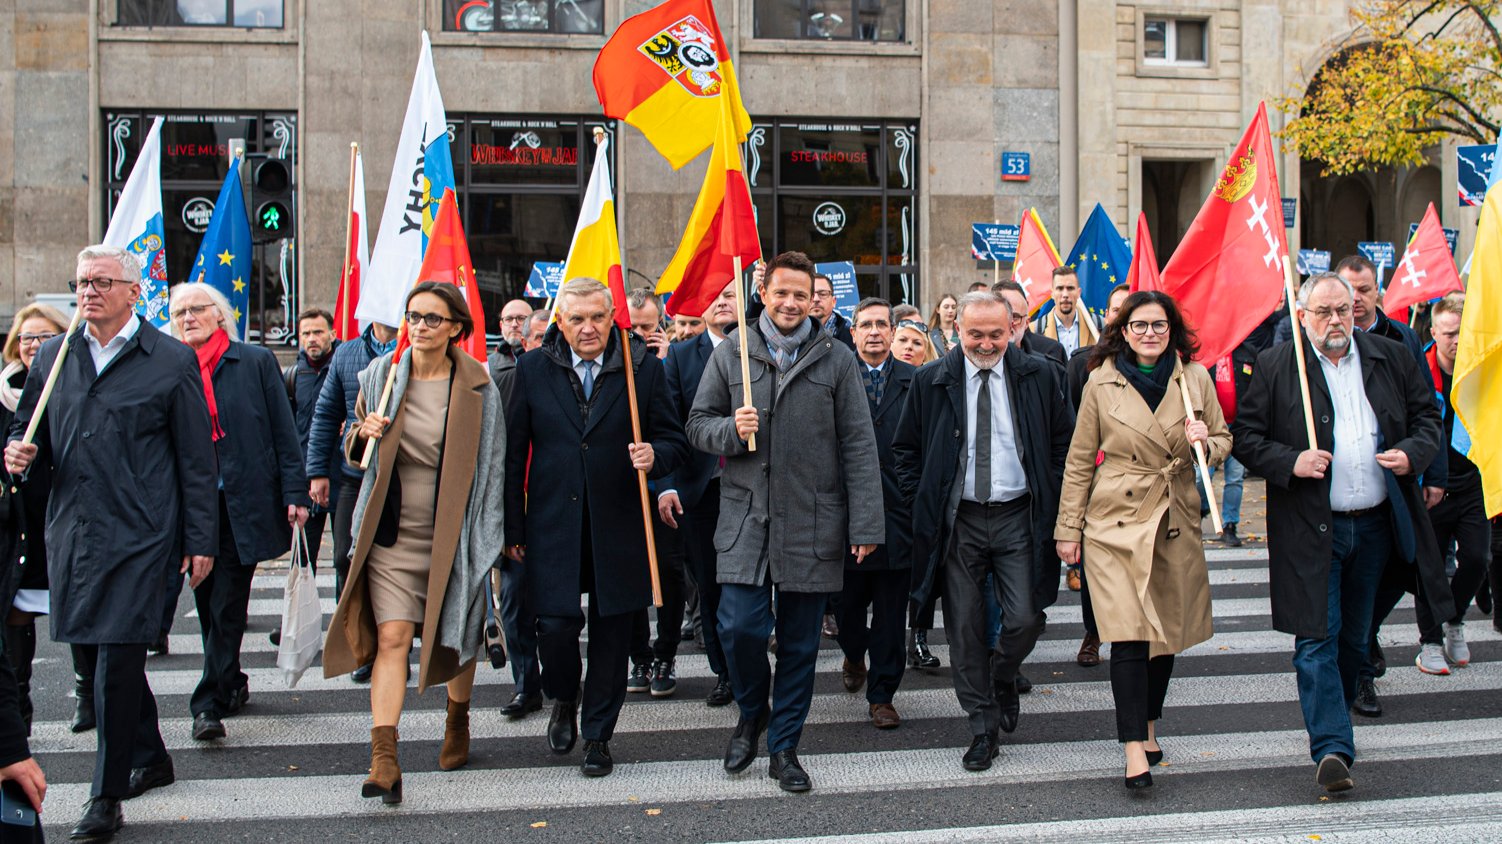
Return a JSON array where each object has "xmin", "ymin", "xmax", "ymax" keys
[
  {"xmin": 358, "ymin": 319, "xmax": 406, "ymax": 470},
  {"xmin": 20, "ymin": 305, "xmax": 84, "ymax": 446},
  {"xmin": 338, "ymin": 142, "xmax": 358, "ymax": 339},
  {"xmin": 620, "ymin": 327, "xmax": 663, "ymax": 607},
  {"xmin": 731, "ymin": 255, "xmax": 756, "ymax": 452},
  {"xmin": 992, "ymin": 218, "xmax": 1001, "ymax": 288},
  {"xmin": 1281, "ymin": 255, "xmax": 1319, "ymax": 449},
  {"xmin": 1177, "ymin": 371, "xmax": 1222, "ymax": 535}
]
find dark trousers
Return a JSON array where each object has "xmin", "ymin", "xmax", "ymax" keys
[
  {"xmin": 303, "ymin": 506, "xmax": 329, "ymax": 570},
  {"xmin": 332, "ymin": 475, "xmax": 362, "ymax": 601},
  {"xmin": 1110, "ymin": 641, "xmax": 1174, "ymax": 742},
  {"xmin": 1080, "ymin": 557, "xmax": 1099, "ymax": 638},
  {"xmin": 836, "ymin": 568, "xmax": 908, "ymax": 705},
  {"xmin": 90, "ymin": 643, "xmax": 169, "ymax": 798},
  {"xmin": 192, "ymin": 497, "xmax": 257, "ymax": 717},
  {"xmin": 499, "ymin": 557, "xmax": 539, "ymax": 697},
  {"xmin": 943, "ymin": 498, "xmax": 1043, "ymax": 736},
  {"xmin": 719, "ymin": 580, "xmax": 827, "ymax": 754},
  {"xmin": 536, "ymin": 602, "xmax": 633, "ymax": 742},
  {"xmin": 1294, "ymin": 509, "xmax": 1390, "ymax": 763},
  {"xmin": 159, "ymin": 567, "xmax": 184, "ymax": 639},
  {"xmin": 680, "ymin": 479, "xmax": 726, "ymax": 678},
  {"xmin": 1428, "ymin": 486, "xmax": 1493, "ymax": 625},
  {"xmin": 630, "ymin": 510, "xmax": 687, "ymax": 665}
]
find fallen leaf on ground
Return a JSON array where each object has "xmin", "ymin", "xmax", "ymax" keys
[
  {"xmin": 646, "ymin": 808, "xmax": 662, "ymax": 816},
  {"xmin": 531, "ymin": 821, "xmax": 547, "ymax": 828}
]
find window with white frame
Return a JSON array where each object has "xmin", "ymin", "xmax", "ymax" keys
[{"xmin": 1143, "ymin": 17, "xmax": 1207, "ymax": 66}]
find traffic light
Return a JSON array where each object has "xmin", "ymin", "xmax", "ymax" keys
[{"xmin": 246, "ymin": 153, "xmax": 295, "ymax": 243}]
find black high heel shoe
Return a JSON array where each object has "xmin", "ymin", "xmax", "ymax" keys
[
  {"xmin": 1146, "ymin": 748, "xmax": 1164, "ymax": 767},
  {"xmin": 1124, "ymin": 769, "xmax": 1153, "ymax": 789}
]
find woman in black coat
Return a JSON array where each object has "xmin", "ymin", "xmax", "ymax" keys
[{"xmin": 168, "ymin": 283, "xmax": 308, "ymax": 743}]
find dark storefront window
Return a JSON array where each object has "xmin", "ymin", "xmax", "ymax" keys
[
  {"xmin": 753, "ymin": 0, "xmax": 905, "ymax": 41},
  {"xmin": 103, "ymin": 110, "xmax": 298, "ymax": 345},
  {"xmin": 443, "ymin": 0, "xmax": 604, "ymax": 34},
  {"xmin": 443, "ymin": 116, "xmax": 612, "ymax": 322},
  {"xmin": 745, "ymin": 119, "xmax": 918, "ymax": 305},
  {"xmin": 116, "ymin": 1, "xmax": 284, "ymax": 28}
]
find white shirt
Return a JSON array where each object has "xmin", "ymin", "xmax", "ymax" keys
[
  {"xmin": 707, "ymin": 330, "xmax": 726, "ymax": 349},
  {"xmin": 1316, "ymin": 342, "xmax": 1387, "ymax": 511},
  {"xmin": 962, "ymin": 355, "xmax": 1028, "ymax": 503},
  {"xmin": 1055, "ymin": 315, "xmax": 1081, "ymax": 355},
  {"xmin": 85, "ymin": 315, "xmax": 142, "ymax": 374}
]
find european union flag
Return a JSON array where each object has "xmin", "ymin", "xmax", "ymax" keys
[
  {"xmin": 191, "ymin": 157, "xmax": 253, "ymax": 338},
  {"xmin": 1064, "ymin": 203, "xmax": 1133, "ymax": 321}
]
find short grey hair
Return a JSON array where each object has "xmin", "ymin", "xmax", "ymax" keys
[
  {"xmin": 557, "ymin": 278, "xmax": 612, "ymax": 313},
  {"xmin": 1297, "ymin": 272, "xmax": 1354, "ymax": 309},
  {"xmin": 76, "ymin": 244, "xmax": 142, "ymax": 281},
  {"xmin": 955, "ymin": 290, "xmax": 1013, "ymax": 323},
  {"xmin": 167, "ymin": 281, "xmax": 241, "ymax": 342}
]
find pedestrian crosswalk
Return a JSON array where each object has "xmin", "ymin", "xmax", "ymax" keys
[{"xmin": 28, "ymin": 544, "xmax": 1502, "ymax": 841}]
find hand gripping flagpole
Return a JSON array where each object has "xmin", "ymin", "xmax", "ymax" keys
[
  {"xmin": 1177, "ymin": 368, "xmax": 1222, "ymax": 536},
  {"xmin": 20, "ymin": 305, "xmax": 85, "ymax": 446},
  {"xmin": 1281, "ymin": 255, "xmax": 1320, "ymax": 450}
]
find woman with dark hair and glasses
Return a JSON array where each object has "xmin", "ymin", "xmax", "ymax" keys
[
  {"xmin": 326, "ymin": 281, "xmax": 505, "ymax": 804},
  {"xmin": 1053, "ymin": 290, "xmax": 1230, "ymax": 789}
]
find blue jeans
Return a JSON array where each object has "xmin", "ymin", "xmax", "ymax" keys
[
  {"xmin": 1291, "ymin": 509, "xmax": 1391, "ymax": 764},
  {"xmin": 1195, "ymin": 455, "xmax": 1246, "ymax": 525}
]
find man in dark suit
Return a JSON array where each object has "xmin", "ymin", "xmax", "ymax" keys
[
  {"xmin": 1232, "ymin": 271, "xmax": 1446, "ymax": 793},
  {"xmin": 657, "ymin": 281, "xmax": 740, "ymax": 707},
  {"xmin": 6, "ymin": 245, "xmax": 218, "ymax": 840},
  {"xmin": 892, "ymin": 291, "xmax": 1073, "ymax": 772},
  {"xmin": 992, "ymin": 280, "xmax": 1067, "ymax": 368},
  {"xmin": 836, "ymin": 297, "xmax": 916, "ymax": 729},
  {"xmin": 503, "ymin": 278, "xmax": 687, "ymax": 778}
]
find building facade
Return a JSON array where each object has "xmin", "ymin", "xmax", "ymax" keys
[{"xmin": 0, "ymin": 0, "xmax": 1477, "ymax": 338}]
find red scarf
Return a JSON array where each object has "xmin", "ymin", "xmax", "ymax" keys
[{"xmin": 195, "ymin": 329, "xmax": 230, "ymax": 441}]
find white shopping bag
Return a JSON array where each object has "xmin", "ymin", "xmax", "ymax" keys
[{"xmin": 276, "ymin": 525, "xmax": 323, "ymax": 688}]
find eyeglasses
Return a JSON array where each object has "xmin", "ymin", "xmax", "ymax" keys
[
  {"xmin": 1307, "ymin": 305, "xmax": 1352, "ymax": 322},
  {"xmin": 499, "ymin": 314, "xmax": 530, "ymax": 324},
  {"xmin": 1126, "ymin": 320, "xmax": 1171, "ymax": 336},
  {"xmin": 896, "ymin": 319, "xmax": 929, "ymax": 332},
  {"xmin": 812, "ymin": 290, "xmax": 835, "ymax": 300},
  {"xmin": 855, "ymin": 320, "xmax": 892, "ymax": 331},
  {"xmin": 406, "ymin": 310, "xmax": 455, "ymax": 328},
  {"xmin": 1009, "ymin": 314, "xmax": 1027, "ymax": 326},
  {"xmin": 69, "ymin": 277, "xmax": 130, "ymax": 293},
  {"xmin": 17, "ymin": 333, "xmax": 57, "ymax": 346},
  {"xmin": 169, "ymin": 303, "xmax": 216, "ymax": 321}
]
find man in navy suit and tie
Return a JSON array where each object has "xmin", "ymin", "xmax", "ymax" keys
[{"xmin": 657, "ymin": 281, "xmax": 740, "ymax": 707}]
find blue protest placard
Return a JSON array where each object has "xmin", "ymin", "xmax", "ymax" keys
[
  {"xmin": 971, "ymin": 223, "xmax": 1020, "ymax": 261},
  {"xmin": 815, "ymin": 261, "xmax": 860, "ymax": 319},
  {"xmin": 1407, "ymin": 223, "xmax": 1459, "ymax": 255},
  {"xmin": 1001, "ymin": 152, "xmax": 1031, "ymax": 182},
  {"xmin": 1296, "ymin": 249, "xmax": 1330, "ymax": 275},
  {"xmin": 1358, "ymin": 241, "xmax": 1395, "ymax": 269},
  {"xmin": 1458, "ymin": 144, "xmax": 1496, "ymax": 207},
  {"xmin": 1282, "ymin": 198, "xmax": 1297, "ymax": 229},
  {"xmin": 523, "ymin": 261, "xmax": 565, "ymax": 298}
]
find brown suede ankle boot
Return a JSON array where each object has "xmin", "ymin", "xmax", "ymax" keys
[
  {"xmin": 439, "ymin": 698, "xmax": 471, "ymax": 771},
  {"xmin": 362, "ymin": 725, "xmax": 402, "ymax": 803}
]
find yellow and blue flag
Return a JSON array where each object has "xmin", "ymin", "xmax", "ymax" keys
[
  {"xmin": 1453, "ymin": 161, "xmax": 1502, "ymax": 517},
  {"xmin": 191, "ymin": 157, "xmax": 253, "ymax": 338},
  {"xmin": 1064, "ymin": 203, "xmax": 1132, "ymax": 322}
]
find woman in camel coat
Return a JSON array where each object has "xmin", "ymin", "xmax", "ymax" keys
[{"xmin": 1055, "ymin": 290, "xmax": 1231, "ymax": 790}]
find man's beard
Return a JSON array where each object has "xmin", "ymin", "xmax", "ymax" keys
[
  {"xmin": 1316, "ymin": 328, "xmax": 1350, "ymax": 353},
  {"xmin": 964, "ymin": 347, "xmax": 1002, "ymax": 369}
]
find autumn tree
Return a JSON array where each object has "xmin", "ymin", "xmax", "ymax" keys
[{"xmin": 1279, "ymin": 0, "xmax": 1501, "ymax": 175}]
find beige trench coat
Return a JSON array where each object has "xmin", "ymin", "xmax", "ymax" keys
[{"xmin": 1055, "ymin": 356, "xmax": 1231, "ymax": 657}]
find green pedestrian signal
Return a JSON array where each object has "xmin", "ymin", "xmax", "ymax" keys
[
  {"xmin": 260, "ymin": 206, "xmax": 282, "ymax": 230},
  {"xmin": 246, "ymin": 154, "xmax": 295, "ymax": 243}
]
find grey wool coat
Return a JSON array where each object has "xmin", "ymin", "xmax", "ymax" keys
[{"xmin": 686, "ymin": 319, "xmax": 885, "ymax": 593}]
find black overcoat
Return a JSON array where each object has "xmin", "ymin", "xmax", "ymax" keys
[
  {"xmin": 891, "ymin": 344, "xmax": 1075, "ymax": 611},
  {"xmin": 659, "ymin": 331, "xmax": 719, "ymax": 510},
  {"xmin": 212, "ymin": 341, "xmax": 310, "ymax": 564},
  {"xmin": 6, "ymin": 319, "xmax": 218, "ymax": 644},
  {"xmin": 504, "ymin": 328, "xmax": 687, "ymax": 618},
  {"xmin": 846, "ymin": 357, "xmax": 915, "ymax": 572},
  {"xmin": 1230, "ymin": 331, "xmax": 1450, "ymax": 639}
]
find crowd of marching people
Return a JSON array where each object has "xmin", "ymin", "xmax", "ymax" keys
[{"xmin": 0, "ymin": 243, "xmax": 1493, "ymax": 840}]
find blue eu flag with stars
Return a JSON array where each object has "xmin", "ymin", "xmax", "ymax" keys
[
  {"xmin": 1064, "ymin": 203, "xmax": 1133, "ymax": 321},
  {"xmin": 191, "ymin": 157, "xmax": 253, "ymax": 338}
]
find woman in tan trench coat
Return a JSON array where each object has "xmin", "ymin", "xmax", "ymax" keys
[
  {"xmin": 324, "ymin": 282, "xmax": 506, "ymax": 804},
  {"xmin": 1055, "ymin": 290, "xmax": 1231, "ymax": 790}
]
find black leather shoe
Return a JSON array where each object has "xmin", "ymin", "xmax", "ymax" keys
[
  {"xmin": 268, "ymin": 628, "xmax": 282, "ymax": 647},
  {"xmin": 500, "ymin": 692, "xmax": 543, "ymax": 718},
  {"xmin": 351, "ymin": 663, "xmax": 373, "ymax": 684},
  {"xmin": 705, "ymin": 676, "xmax": 734, "ymax": 707},
  {"xmin": 226, "ymin": 684, "xmax": 249, "ymax": 716},
  {"xmin": 126, "ymin": 758, "xmax": 175, "ymax": 799},
  {"xmin": 70, "ymin": 796, "xmax": 123, "ymax": 841},
  {"xmin": 962, "ymin": 732, "xmax": 1000, "ymax": 771},
  {"xmin": 723, "ymin": 709, "xmax": 769, "ymax": 773},
  {"xmin": 581, "ymin": 740, "xmax": 613, "ymax": 777},
  {"xmin": 147, "ymin": 634, "xmax": 169, "ymax": 656},
  {"xmin": 768, "ymin": 749, "xmax": 812, "ymax": 792},
  {"xmin": 996, "ymin": 676, "xmax": 1021, "ymax": 733},
  {"xmin": 909, "ymin": 630, "xmax": 941, "ymax": 669},
  {"xmin": 72, "ymin": 680, "xmax": 97, "ymax": 733},
  {"xmin": 547, "ymin": 701, "xmax": 578, "ymax": 754},
  {"xmin": 1353, "ymin": 677, "xmax": 1382, "ymax": 718},
  {"xmin": 191, "ymin": 712, "xmax": 225, "ymax": 741},
  {"xmin": 1016, "ymin": 672, "xmax": 1033, "ymax": 694}
]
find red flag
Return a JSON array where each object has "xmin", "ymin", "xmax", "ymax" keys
[
  {"xmin": 400, "ymin": 189, "xmax": 488, "ymax": 362},
  {"xmin": 1159, "ymin": 102, "xmax": 1287, "ymax": 365},
  {"xmin": 333, "ymin": 151, "xmax": 369, "ymax": 341},
  {"xmin": 1126, "ymin": 212, "xmax": 1162, "ymax": 293},
  {"xmin": 1384, "ymin": 202, "xmax": 1464, "ymax": 316},
  {"xmin": 1011, "ymin": 208, "xmax": 1064, "ymax": 316}
]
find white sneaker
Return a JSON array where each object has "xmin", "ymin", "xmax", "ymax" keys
[
  {"xmin": 1444, "ymin": 622, "xmax": 1471, "ymax": 666},
  {"xmin": 1416, "ymin": 642, "xmax": 1451, "ymax": 675}
]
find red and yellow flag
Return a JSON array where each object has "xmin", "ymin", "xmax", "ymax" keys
[
  {"xmin": 593, "ymin": 0, "xmax": 751, "ymax": 169},
  {"xmin": 656, "ymin": 75, "xmax": 761, "ymax": 318},
  {"xmin": 1011, "ymin": 208, "xmax": 1064, "ymax": 316},
  {"xmin": 1126, "ymin": 212, "xmax": 1162, "ymax": 293},
  {"xmin": 562, "ymin": 136, "xmax": 630, "ymax": 329},
  {"xmin": 406, "ymin": 189, "xmax": 488, "ymax": 362}
]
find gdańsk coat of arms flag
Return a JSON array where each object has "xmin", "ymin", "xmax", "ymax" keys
[
  {"xmin": 593, "ymin": 0, "xmax": 752, "ymax": 169},
  {"xmin": 1159, "ymin": 101, "xmax": 1288, "ymax": 367},
  {"xmin": 103, "ymin": 116, "xmax": 170, "ymax": 327}
]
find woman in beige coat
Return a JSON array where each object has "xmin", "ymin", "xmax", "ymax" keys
[{"xmin": 1054, "ymin": 290, "xmax": 1231, "ymax": 790}]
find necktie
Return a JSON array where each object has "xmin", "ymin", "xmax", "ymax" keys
[
  {"xmin": 581, "ymin": 360, "xmax": 595, "ymax": 400},
  {"xmin": 866, "ymin": 366, "xmax": 884, "ymax": 410},
  {"xmin": 975, "ymin": 368, "xmax": 992, "ymax": 502}
]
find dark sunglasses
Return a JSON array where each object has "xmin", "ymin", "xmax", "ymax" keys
[{"xmin": 896, "ymin": 319, "xmax": 929, "ymax": 332}]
